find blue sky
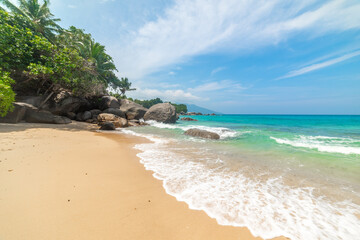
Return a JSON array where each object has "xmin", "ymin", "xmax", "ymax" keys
[{"xmin": 47, "ymin": 1, "xmax": 360, "ymax": 113}]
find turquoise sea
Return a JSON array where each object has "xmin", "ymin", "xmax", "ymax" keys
[{"xmin": 119, "ymin": 115, "xmax": 360, "ymax": 240}]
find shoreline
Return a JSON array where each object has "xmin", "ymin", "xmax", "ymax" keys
[{"xmin": 0, "ymin": 122, "xmax": 285, "ymax": 240}]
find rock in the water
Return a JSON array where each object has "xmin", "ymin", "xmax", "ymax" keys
[
  {"xmin": 103, "ymin": 108, "xmax": 126, "ymax": 118},
  {"xmin": 184, "ymin": 128, "xmax": 220, "ymax": 140},
  {"xmin": 144, "ymin": 103, "xmax": 177, "ymax": 123},
  {"xmin": 99, "ymin": 122, "xmax": 115, "ymax": 130},
  {"xmin": 97, "ymin": 113, "xmax": 128, "ymax": 128},
  {"xmin": 119, "ymin": 99, "xmax": 148, "ymax": 120},
  {"xmin": 25, "ymin": 110, "xmax": 71, "ymax": 124},
  {"xmin": 128, "ymin": 121, "xmax": 139, "ymax": 127},
  {"xmin": 99, "ymin": 96, "xmax": 120, "ymax": 110},
  {"xmin": 113, "ymin": 117, "xmax": 128, "ymax": 128},
  {"xmin": 181, "ymin": 117, "xmax": 198, "ymax": 121}
]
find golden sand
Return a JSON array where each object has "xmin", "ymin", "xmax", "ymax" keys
[{"xmin": 0, "ymin": 122, "xmax": 286, "ymax": 240}]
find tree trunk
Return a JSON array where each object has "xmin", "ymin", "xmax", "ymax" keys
[{"xmin": 38, "ymin": 91, "xmax": 54, "ymax": 110}]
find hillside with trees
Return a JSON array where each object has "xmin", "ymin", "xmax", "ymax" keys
[{"xmin": 0, "ymin": 0, "xmax": 127, "ymax": 116}]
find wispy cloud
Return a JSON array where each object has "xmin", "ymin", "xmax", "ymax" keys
[
  {"xmin": 278, "ymin": 50, "xmax": 360, "ymax": 79},
  {"xmin": 189, "ymin": 80, "xmax": 246, "ymax": 92},
  {"xmin": 211, "ymin": 67, "xmax": 226, "ymax": 75},
  {"xmin": 67, "ymin": 4, "xmax": 77, "ymax": 9},
  {"xmin": 114, "ymin": 0, "xmax": 360, "ymax": 79}
]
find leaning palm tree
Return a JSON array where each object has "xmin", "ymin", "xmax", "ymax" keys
[
  {"xmin": 119, "ymin": 77, "xmax": 136, "ymax": 97},
  {"xmin": 0, "ymin": 0, "xmax": 62, "ymax": 41}
]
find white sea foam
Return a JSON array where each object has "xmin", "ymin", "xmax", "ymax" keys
[
  {"xmin": 271, "ymin": 135, "xmax": 360, "ymax": 155},
  {"xmin": 145, "ymin": 120, "xmax": 240, "ymax": 139},
  {"xmin": 119, "ymin": 129, "xmax": 360, "ymax": 240}
]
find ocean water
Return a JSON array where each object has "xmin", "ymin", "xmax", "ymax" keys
[{"xmin": 117, "ymin": 115, "xmax": 360, "ymax": 240}]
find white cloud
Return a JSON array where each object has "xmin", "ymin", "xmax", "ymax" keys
[
  {"xmin": 127, "ymin": 88, "xmax": 205, "ymax": 103},
  {"xmin": 100, "ymin": 0, "xmax": 115, "ymax": 3},
  {"xmin": 67, "ymin": 4, "xmax": 77, "ymax": 9},
  {"xmin": 114, "ymin": 0, "xmax": 360, "ymax": 79},
  {"xmin": 279, "ymin": 50, "xmax": 360, "ymax": 79},
  {"xmin": 189, "ymin": 80, "xmax": 246, "ymax": 92},
  {"xmin": 168, "ymin": 71, "xmax": 175, "ymax": 75},
  {"xmin": 211, "ymin": 67, "xmax": 226, "ymax": 75}
]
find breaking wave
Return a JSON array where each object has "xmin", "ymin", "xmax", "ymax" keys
[{"xmin": 271, "ymin": 135, "xmax": 360, "ymax": 155}]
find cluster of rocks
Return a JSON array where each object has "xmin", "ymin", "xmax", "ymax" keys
[
  {"xmin": 180, "ymin": 112, "xmax": 216, "ymax": 116},
  {"xmin": 1, "ymin": 92, "xmax": 222, "ymax": 140},
  {"xmin": 0, "ymin": 94, "xmax": 179, "ymax": 130}
]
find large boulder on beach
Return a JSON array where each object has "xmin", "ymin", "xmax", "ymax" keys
[
  {"xmin": 26, "ymin": 110, "xmax": 71, "ymax": 124},
  {"xmin": 89, "ymin": 109, "xmax": 102, "ymax": 117},
  {"xmin": 103, "ymin": 108, "xmax": 126, "ymax": 118},
  {"xmin": 143, "ymin": 103, "xmax": 177, "ymax": 123},
  {"xmin": 76, "ymin": 111, "xmax": 92, "ymax": 121},
  {"xmin": 184, "ymin": 128, "xmax": 220, "ymax": 140},
  {"xmin": 119, "ymin": 99, "xmax": 148, "ymax": 120},
  {"xmin": 99, "ymin": 96, "xmax": 120, "ymax": 110},
  {"xmin": 0, "ymin": 102, "xmax": 43, "ymax": 123},
  {"xmin": 16, "ymin": 96, "xmax": 44, "ymax": 108},
  {"xmin": 56, "ymin": 97, "xmax": 90, "ymax": 114},
  {"xmin": 0, "ymin": 103, "xmax": 27, "ymax": 123},
  {"xmin": 65, "ymin": 112, "xmax": 76, "ymax": 120},
  {"xmin": 46, "ymin": 90, "xmax": 91, "ymax": 115},
  {"xmin": 97, "ymin": 113, "xmax": 128, "ymax": 128},
  {"xmin": 99, "ymin": 122, "xmax": 115, "ymax": 130}
]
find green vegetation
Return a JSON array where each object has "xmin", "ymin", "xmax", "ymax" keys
[
  {"xmin": 0, "ymin": 71, "xmax": 15, "ymax": 117},
  {"xmin": 172, "ymin": 103, "xmax": 187, "ymax": 113},
  {"xmin": 126, "ymin": 97, "xmax": 188, "ymax": 113},
  {"xmin": 0, "ymin": 0, "xmax": 131, "ymax": 116}
]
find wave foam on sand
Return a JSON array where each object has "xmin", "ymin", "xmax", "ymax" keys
[{"xmin": 119, "ymin": 128, "xmax": 360, "ymax": 240}]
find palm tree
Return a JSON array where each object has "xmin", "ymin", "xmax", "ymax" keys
[
  {"xmin": 119, "ymin": 77, "xmax": 136, "ymax": 97},
  {"xmin": 83, "ymin": 39, "xmax": 118, "ymax": 86},
  {"xmin": 57, "ymin": 26, "xmax": 122, "ymax": 90},
  {"xmin": 0, "ymin": 0, "xmax": 62, "ymax": 41}
]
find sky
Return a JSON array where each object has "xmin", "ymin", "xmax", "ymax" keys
[{"xmin": 37, "ymin": 1, "xmax": 360, "ymax": 113}]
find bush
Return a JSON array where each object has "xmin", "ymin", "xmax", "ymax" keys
[{"xmin": 0, "ymin": 71, "xmax": 15, "ymax": 117}]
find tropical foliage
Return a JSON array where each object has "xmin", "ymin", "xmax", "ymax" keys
[
  {"xmin": 0, "ymin": 0, "xmax": 62, "ymax": 41},
  {"xmin": 127, "ymin": 97, "xmax": 188, "ymax": 113},
  {"xmin": 0, "ymin": 71, "xmax": 15, "ymax": 117},
  {"xmin": 172, "ymin": 103, "xmax": 187, "ymax": 113},
  {"xmin": 128, "ymin": 97, "xmax": 163, "ymax": 109},
  {"xmin": 0, "ymin": 0, "xmax": 132, "ymax": 116}
]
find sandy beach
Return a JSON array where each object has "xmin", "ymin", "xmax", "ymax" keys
[{"xmin": 0, "ymin": 122, "xmax": 286, "ymax": 240}]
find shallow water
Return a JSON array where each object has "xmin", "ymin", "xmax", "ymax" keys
[{"xmin": 118, "ymin": 115, "xmax": 360, "ymax": 240}]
